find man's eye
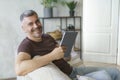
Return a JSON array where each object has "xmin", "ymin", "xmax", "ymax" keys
[
  {"xmin": 28, "ymin": 23, "xmax": 33, "ymax": 26},
  {"xmin": 36, "ymin": 19, "xmax": 40, "ymax": 24}
]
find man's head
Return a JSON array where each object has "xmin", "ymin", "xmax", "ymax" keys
[
  {"xmin": 20, "ymin": 10, "xmax": 42, "ymax": 41},
  {"xmin": 20, "ymin": 10, "xmax": 38, "ymax": 22}
]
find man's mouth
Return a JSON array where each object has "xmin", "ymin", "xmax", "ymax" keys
[
  {"xmin": 32, "ymin": 28, "xmax": 40, "ymax": 32},
  {"xmin": 34, "ymin": 29, "xmax": 41, "ymax": 33}
]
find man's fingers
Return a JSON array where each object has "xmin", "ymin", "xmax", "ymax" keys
[{"xmin": 61, "ymin": 46, "xmax": 67, "ymax": 52}]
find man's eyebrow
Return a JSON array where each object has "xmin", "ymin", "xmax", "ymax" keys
[
  {"xmin": 36, "ymin": 19, "xmax": 40, "ymax": 22},
  {"xmin": 28, "ymin": 21, "xmax": 33, "ymax": 25}
]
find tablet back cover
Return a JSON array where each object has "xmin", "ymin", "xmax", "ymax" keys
[{"xmin": 60, "ymin": 31, "xmax": 78, "ymax": 57}]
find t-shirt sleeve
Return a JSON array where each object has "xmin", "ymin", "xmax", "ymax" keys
[
  {"xmin": 17, "ymin": 40, "xmax": 32, "ymax": 56},
  {"xmin": 52, "ymin": 59, "xmax": 73, "ymax": 75}
]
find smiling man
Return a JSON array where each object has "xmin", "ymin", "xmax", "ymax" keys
[{"xmin": 15, "ymin": 10, "xmax": 120, "ymax": 80}]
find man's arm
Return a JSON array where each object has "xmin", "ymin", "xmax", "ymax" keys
[{"xmin": 15, "ymin": 46, "xmax": 64, "ymax": 76}]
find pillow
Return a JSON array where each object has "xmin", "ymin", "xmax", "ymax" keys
[
  {"xmin": 24, "ymin": 63, "xmax": 71, "ymax": 80},
  {"xmin": 85, "ymin": 70, "xmax": 112, "ymax": 80}
]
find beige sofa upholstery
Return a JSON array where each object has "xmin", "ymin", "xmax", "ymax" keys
[{"xmin": 17, "ymin": 63, "xmax": 71, "ymax": 80}]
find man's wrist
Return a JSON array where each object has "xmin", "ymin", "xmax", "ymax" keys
[{"xmin": 49, "ymin": 52, "xmax": 56, "ymax": 61}]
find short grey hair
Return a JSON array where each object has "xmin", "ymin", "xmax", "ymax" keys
[{"xmin": 20, "ymin": 10, "xmax": 38, "ymax": 21}]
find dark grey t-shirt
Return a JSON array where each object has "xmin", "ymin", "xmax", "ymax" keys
[{"xmin": 18, "ymin": 34, "xmax": 72, "ymax": 75}]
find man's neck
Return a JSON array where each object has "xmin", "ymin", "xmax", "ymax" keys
[{"xmin": 27, "ymin": 36, "xmax": 42, "ymax": 42}]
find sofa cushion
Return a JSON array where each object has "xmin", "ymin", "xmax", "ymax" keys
[{"xmin": 20, "ymin": 63, "xmax": 71, "ymax": 80}]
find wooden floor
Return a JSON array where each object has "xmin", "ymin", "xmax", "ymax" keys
[{"xmin": 0, "ymin": 78, "xmax": 16, "ymax": 80}]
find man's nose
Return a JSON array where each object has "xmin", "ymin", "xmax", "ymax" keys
[{"xmin": 34, "ymin": 23, "xmax": 38, "ymax": 28}]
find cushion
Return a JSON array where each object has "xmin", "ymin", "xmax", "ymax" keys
[
  {"xmin": 22, "ymin": 63, "xmax": 71, "ymax": 80},
  {"xmin": 85, "ymin": 70, "xmax": 112, "ymax": 80}
]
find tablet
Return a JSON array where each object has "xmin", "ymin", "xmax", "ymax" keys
[{"xmin": 60, "ymin": 31, "xmax": 78, "ymax": 57}]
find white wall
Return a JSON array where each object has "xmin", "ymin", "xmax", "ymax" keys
[
  {"xmin": 117, "ymin": 1, "xmax": 120, "ymax": 65},
  {"xmin": 0, "ymin": 0, "xmax": 43, "ymax": 78},
  {"xmin": 0, "ymin": 0, "xmax": 82, "ymax": 79}
]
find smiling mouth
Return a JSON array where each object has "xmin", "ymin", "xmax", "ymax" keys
[
  {"xmin": 34, "ymin": 30, "xmax": 41, "ymax": 33},
  {"xmin": 32, "ymin": 28, "xmax": 40, "ymax": 32}
]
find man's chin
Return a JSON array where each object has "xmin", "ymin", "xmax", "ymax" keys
[{"xmin": 34, "ymin": 33, "xmax": 42, "ymax": 38}]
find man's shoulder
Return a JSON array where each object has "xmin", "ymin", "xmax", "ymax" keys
[
  {"xmin": 42, "ymin": 34, "xmax": 51, "ymax": 38},
  {"xmin": 18, "ymin": 37, "xmax": 33, "ymax": 54},
  {"xmin": 42, "ymin": 33, "xmax": 55, "ymax": 40},
  {"xmin": 42, "ymin": 34, "xmax": 54, "ymax": 40},
  {"xmin": 19, "ymin": 37, "xmax": 32, "ymax": 47}
]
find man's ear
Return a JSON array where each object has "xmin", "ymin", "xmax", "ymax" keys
[{"xmin": 21, "ymin": 21, "xmax": 27, "ymax": 33}]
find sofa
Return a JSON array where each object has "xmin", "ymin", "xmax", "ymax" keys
[{"xmin": 17, "ymin": 63, "xmax": 71, "ymax": 80}]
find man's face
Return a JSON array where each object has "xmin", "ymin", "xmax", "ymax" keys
[{"xmin": 22, "ymin": 14, "xmax": 42, "ymax": 38}]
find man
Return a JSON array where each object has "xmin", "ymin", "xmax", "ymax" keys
[{"xmin": 15, "ymin": 10, "xmax": 120, "ymax": 80}]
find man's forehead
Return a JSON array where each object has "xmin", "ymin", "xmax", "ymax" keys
[{"xmin": 22, "ymin": 15, "xmax": 38, "ymax": 23}]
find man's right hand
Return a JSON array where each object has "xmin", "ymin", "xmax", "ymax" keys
[{"xmin": 50, "ymin": 46, "xmax": 64, "ymax": 60}]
